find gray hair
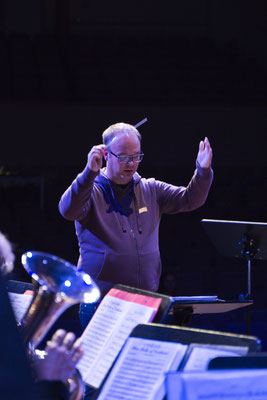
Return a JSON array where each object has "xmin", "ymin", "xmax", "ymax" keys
[{"xmin": 102, "ymin": 122, "xmax": 141, "ymax": 147}]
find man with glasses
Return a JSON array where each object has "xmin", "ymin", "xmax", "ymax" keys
[{"xmin": 59, "ymin": 122, "xmax": 213, "ymax": 319}]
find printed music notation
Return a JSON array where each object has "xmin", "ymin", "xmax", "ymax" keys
[
  {"xmin": 77, "ymin": 288, "xmax": 162, "ymax": 389},
  {"xmin": 167, "ymin": 369, "xmax": 267, "ymax": 400}
]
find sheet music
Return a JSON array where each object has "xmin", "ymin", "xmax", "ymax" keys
[
  {"xmin": 97, "ymin": 337, "xmax": 188, "ymax": 400},
  {"xmin": 77, "ymin": 289, "xmax": 162, "ymax": 388},
  {"xmin": 8, "ymin": 292, "xmax": 34, "ymax": 322},
  {"xmin": 182, "ymin": 344, "xmax": 248, "ymax": 371},
  {"xmin": 167, "ymin": 370, "xmax": 267, "ymax": 400}
]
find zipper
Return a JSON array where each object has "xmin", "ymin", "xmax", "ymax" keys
[{"xmin": 128, "ymin": 218, "xmax": 141, "ymax": 288}]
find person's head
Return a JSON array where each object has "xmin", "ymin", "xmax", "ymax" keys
[
  {"xmin": 0, "ymin": 232, "xmax": 15, "ymax": 275},
  {"xmin": 102, "ymin": 122, "xmax": 143, "ymax": 185}
]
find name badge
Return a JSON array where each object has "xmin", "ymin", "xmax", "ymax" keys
[{"xmin": 139, "ymin": 207, "xmax": 148, "ymax": 214}]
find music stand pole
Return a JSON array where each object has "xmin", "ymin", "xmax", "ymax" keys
[
  {"xmin": 247, "ymin": 259, "xmax": 251, "ymax": 298},
  {"xmin": 241, "ymin": 237, "xmax": 258, "ymax": 336},
  {"xmin": 201, "ymin": 219, "xmax": 267, "ymax": 336},
  {"xmin": 245, "ymin": 258, "xmax": 252, "ymax": 335}
]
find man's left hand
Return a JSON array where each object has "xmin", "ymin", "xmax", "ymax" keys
[
  {"xmin": 33, "ymin": 329, "xmax": 83, "ymax": 384},
  {"xmin": 197, "ymin": 137, "xmax": 213, "ymax": 169}
]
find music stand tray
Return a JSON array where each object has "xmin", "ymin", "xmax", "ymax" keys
[
  {"xmin": 169, "ymin": 300, "xmax": 252, "ymax": 327},
  {"xmin": 201, "ymin": 219, "xmax": 267, "ymax": 299}
]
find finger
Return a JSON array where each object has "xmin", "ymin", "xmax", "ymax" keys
[
  {"xmin": 72, "ymin": 337, "xmax": 82, "ymax": 350},
  {"xmin": 62, "ymin": 332, "xmax": 76, "ymax": 350},
  {"xmin": 95, "ymin": 145, "xmax": 106, "ymax": 154},
  {"xmin": 94, "ymin": 144, "xmax": 106, "ymax": 150},
  {"xmin": 72, "ymin": 348, "xmax": 83, "ymax": 364},
  {"xmin": 98, "ymin": 144, "xmax": 106, "ymax": 152},
  {"xmin": 90, "ymin": 148, "xmax": 105, "ymax": 164},
  {"xmin": 49, "ymin": 329, "xmax": 67, "ymax": 347},
  {"xmin": 205, "ymin": 149, "xmax": 213, "ymax": 167},
  {"xmin": 96, "ymin": 151, "xmax": 104, "ymax": 160},
  {"xmin": 91, "ymin": 149, "xmax": 103, "ymax": 158},
  {"xmin": 204, "ymin": 137, "xmax": 210, "ymax": 151},
  {"xmin": 199, "ymin": 140, "xmax": 204, "ymax": 152},
  {"xmin": 91, "ymin": 145, "xmax": 105, "ymax": 155},
  {"xmin": 68, "ymin": 337, "xmax": 82, "ymax": 358},
  {"xmin": 208, "ymin": 148, "xmax": 213, "ymax": 161}
]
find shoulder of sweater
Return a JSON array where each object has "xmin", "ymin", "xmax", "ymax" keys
[{"xmin": 136, "ymin": 175, "xmax": 157, "ymax": 186}]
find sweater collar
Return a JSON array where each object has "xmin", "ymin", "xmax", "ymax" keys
[
  {"xmin": 95, "ymin": 167, "xmax": 141, "ymax": 186},
  {"xmin": 94, "ymin": 168, "xmax": 142, "ymax": 234}
]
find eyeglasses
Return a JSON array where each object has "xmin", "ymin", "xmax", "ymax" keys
[{"xmin": 107, "ymin": 148, "xmax": 144, "ymax": 164}]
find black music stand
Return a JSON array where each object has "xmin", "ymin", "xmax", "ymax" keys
[
  {"xmin": 169, "ymin": 300, "xmax": 253, "ymax": 327},
  {"xmin": 201, "ymin": 219, "xmax": 267, "ymax": 334}
]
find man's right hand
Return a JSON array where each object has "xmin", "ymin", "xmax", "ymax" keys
[{"xmin": 87, "ymin": 145, "xmax": 106, "ymax": 172}]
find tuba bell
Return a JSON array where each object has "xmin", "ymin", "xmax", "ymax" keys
[{"xmin": 19, "ymin": 251, "xmax": 101, "ymax": 400}]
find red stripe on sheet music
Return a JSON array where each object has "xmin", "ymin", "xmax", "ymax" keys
[
  {"xmin": 24, "ymin": 290, "xmax": 34, "ymax": 296},
  {"xmin": 107, "ymin": 288, "xmax": 162, "ymax": 309}
]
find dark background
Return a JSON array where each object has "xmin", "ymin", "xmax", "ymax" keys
[{"xmin": 1, "ymin": 1, "xmax": 267, "ymax": 347}]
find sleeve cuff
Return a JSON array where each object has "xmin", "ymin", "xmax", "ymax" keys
[
  {"xmin": 77, "ymin": 166, "xmax": 100, "ymax": 185},
  {"xmin": 196, "ymin": 161, "xmax": 213, "ymax": 179}
]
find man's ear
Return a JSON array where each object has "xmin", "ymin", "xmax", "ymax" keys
[{"xmin": 103, "ymin": 148, "xmax": 108, "ymax": 161}]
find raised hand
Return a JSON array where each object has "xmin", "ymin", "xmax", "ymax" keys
[
  {"xmin": 197, "ymin": 137, "xmax": 213, "ymax": 169},
  {"xmin": 87, "ymin": 145, "xmax": 106, "ymax": 172}
]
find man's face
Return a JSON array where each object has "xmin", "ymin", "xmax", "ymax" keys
[{"xmin": 105, "ymin": 132, "xmax": 141, "ymax": 184}]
